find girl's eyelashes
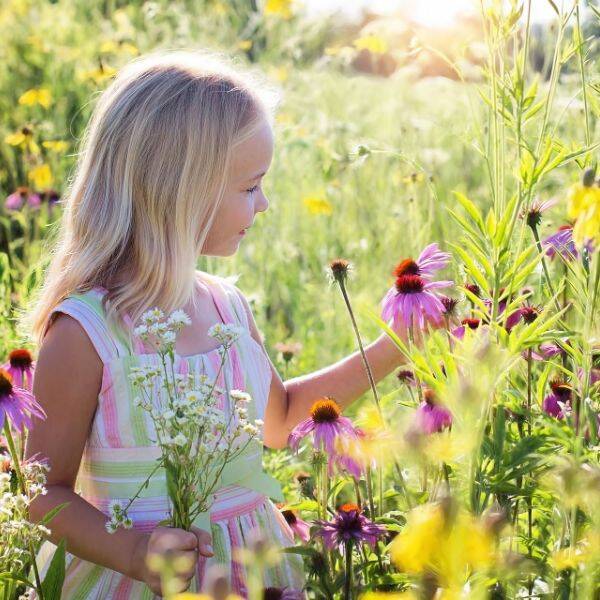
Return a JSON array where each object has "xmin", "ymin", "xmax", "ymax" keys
[{"xmin": 246, "ymin": 185, "xmax": 259, "ymax": 195}]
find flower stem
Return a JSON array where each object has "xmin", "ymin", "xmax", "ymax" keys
[
  {"xmin": 3, "ymin": 422, "xmax": 26, "ymax": 494},
  {"xmin": 530, "ymin": 223, "xmax": 561, "ymax": 313},
  {"xmin": 343, "ymin": 541, "xmax": 353, "ymax": 600},
  {"xmin": 337, "ymin": 279, "xmax": 382, "ymax": 417}
]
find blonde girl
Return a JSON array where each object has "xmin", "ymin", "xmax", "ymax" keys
[{"xmin": 22, "ymin": 49, "xmax": 404, "ymax": 598}]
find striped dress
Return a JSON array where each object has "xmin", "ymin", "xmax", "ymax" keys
[{"xmin": 34, "ymin": 273, "xmax": 305, "ymax": 599}]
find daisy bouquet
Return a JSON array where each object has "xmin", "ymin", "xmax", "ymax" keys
[{"xmin": 106, "ymin": 309, "xmax": 264, "ymax": 533}]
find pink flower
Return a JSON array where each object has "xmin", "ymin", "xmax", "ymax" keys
[
  {"xmin": 393, "ymin": 243, "xmax": 451, "ymax": 281},
  {"xmin": 263, "ymin": 587, "xmax": 304, "ymax": 600},
  {"xmin": 542, "ymin": 225, "xmax": 578, "ymax": 260},
  {"xmin": 288, "ymin": 397, "xmax": 364, "ymax": 477},
  {"xmin": 381, "ymin": 274, "xmax": 453, "ymax": 330},
  {"xmin": 542, "ymin": 380, "xmax": 571, "ymax": 419},
  {"xmin": 2, "ymin": 348, "xmax": 35, "ymax": 391},
  {"xmin": 0, "ymin": 368, "xmax": 45, "ymax": 431},
  {"xmin": 412, "ymin": 389, "xmax": 452, "ymax": 434},
  {"xmin": 522, "ymin": 196, "xmax": 558, "ymax": 228},
  {"xmin": 451, "ymin": 318, "xmax": 481, "ymax": 340},
  {"xmin": 505, "ymin": 305, "xmax": 540, "ymax": 332},
  {"xmin": 5, "ymin": 187, "xmax": 41, "ymax": 211},
  {"xmin": 314, "ymin": 503, "xmax": 387, "ymax": 550},
  {"xmin": 278, "ymin": 506, "xmax": 311, "ymax": 543}
]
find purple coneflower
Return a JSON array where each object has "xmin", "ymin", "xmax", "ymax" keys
[
  {"xmin": 5, "ymin": 187, "xmax": 41, "ymax": 211},
  {"xmin": 451, "ymin": 317, "xmax": 481, "ymax": 340},
  {"xmin": 530, "ymin": 339, "xmax": 569, "ymax": 362},
  {"xmin": 542, "ymin": 380, "xmax": 572, "ymax": 419},
  {"xmin": 396, "ymin": 368, "xmax": 416, "ymax": 387},
  {"xmin": 522, "ymin": 196, "xmax": 558, "ymax": 229},
  {"xmin": 288, "ymin": 397, "xmax": 364, "ymax": 477},
  {"xmin": 381, "ymin": 274, "xmax": 453, "ymax": 330},
  {"xmin": 393, "ymin": 243, "xmax": 450, "ymax": 281},
  {"xmin": 314, "ymin": 503, "xmax": 387, "ymax": 550},
  {"xmin": 412, "ymin": 389, "xmax": 452, "ymax": 434},
  {"xmin": 2, "ymin": 349, "xmax": 35, "ymax": 391},
  {"xmin": 0, "ymin": 369, "xmax": 45, "ymax": 431},
  {"xmin": 505, "ymin": 305, "xmax": 540, "ymax": 332},
  {"xmin": 263, "ymin": 588, "xmax": 304, "ymax": 600},
  {"xmin": 277, "ymin": 504, "xmax": 311, "ymax": 543},
  {"xmin": 440, "ymin": 295, "xmax": 459, "ymax": 319},
  {"xmin": 542, "ymin": 225, "xmax": 578, "ymax": 260}
]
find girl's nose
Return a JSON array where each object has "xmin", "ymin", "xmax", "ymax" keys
[{"xmin": 255, "ymin": 190, "xmax": 269, "ymax": 213}]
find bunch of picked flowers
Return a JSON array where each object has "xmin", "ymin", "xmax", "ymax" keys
[{"xmin": 107, "ymin": 308, "xmax": 264, "ymax": 533}]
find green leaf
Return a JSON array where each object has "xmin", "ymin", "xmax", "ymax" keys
[
  {"xmin": 450, "ymin": 243, "xmax": 490, "ymax": 292},
  {"xmin": 39, "ymin": 502, "xmax": 69, "ymax": 527},
  {"xmin": 41, "ymin": 539, "xmax": 66, "ymax": 600},
  {"xmin": 453, "ymin": 191, "xmax": 485, "ymax": 232}
]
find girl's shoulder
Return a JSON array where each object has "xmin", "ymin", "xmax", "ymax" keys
[{"xmin": 196, "ymin": 270, "xmax": 250, "ymax": 329}]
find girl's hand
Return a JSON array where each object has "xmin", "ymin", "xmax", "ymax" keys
[{"xmin": 132, "ymin": 526, "xmax": 214, "ymax": 595}]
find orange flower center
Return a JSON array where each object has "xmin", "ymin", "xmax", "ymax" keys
[
  {"xmin": 394, "ymin": 259, "xmax": 420, "ymax": 278},
  {"xmin": 339, "ymin": 503, "xmax": 361, "ymax": 514},
  {"xmin": 9, "ymin": 348, "xmax": 33, "ymax": 368},
  {"xmin": 310, "ymin": 397, "xmax": 341, "ymax": 423}
]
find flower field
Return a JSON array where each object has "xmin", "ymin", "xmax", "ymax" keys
[{"xmin": 1, "ymin": 0, "xmax": 599, "ymax": 598}]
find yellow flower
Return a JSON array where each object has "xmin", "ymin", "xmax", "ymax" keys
[
  {"xmin": 302, "ymin": 196, "xmax": 333, "ymax": 215},
  {"xmin": 264, "ymin": 0, "xmax": 293, "ymax": 18},
  {"xmin": 353, "ymin": 35, "xmax": 388, "ymax": 54},
  {"xmin": 269, "ymin": 66, "xmax": 289, "ymax": 82},
  {"xmin": 18, "ymin": 88, "xmax": 52, "ymax": 108},
  {"xmin": 567, "ymin": 183, "xmax": 600, "ymax": 247},
  {"xmin": 78, "ymin": 64, "xmax": 118, "ymax": 85},
  {"xmin": 423, "ymin": 430, "xmax": 475, "ymax": 464},
  {"xmin": 390, "ymin": 503, "xmax": 495, "ymax": 587},
  {"xmin": 99, "ymin": 40, "xmax": 119, "ymax": 53},
  {"xmin": 42, "ymin": 140, "xmax": 69, "ymax": 153},
  {"xmin": 237, "ymin": 39, "xmax": 252, "ymax": 51},
  {"xmin": 361, "ymin": 593, "xmax": 418, "ymax": 600},
  {"xmin": 28, "ymin": 164, "xmax": 53, "ymax": 189},
  {"xmin": 5, "ymin": 128, "xmax": 39, "ymax": 154},
  {"xmin": 213, "ymin": 1, "xmax": 227, "ymax": 14}
]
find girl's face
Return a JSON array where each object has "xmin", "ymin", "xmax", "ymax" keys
[{"xmin": 201, "ymin": 119, "xmax": 274, "ymax": 257}]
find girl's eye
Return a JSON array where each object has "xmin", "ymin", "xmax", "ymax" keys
[{"xmin": 246, "ymin": 185, "xmax": 259, "ymax": 195}]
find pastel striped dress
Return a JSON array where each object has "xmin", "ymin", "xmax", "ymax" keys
[{"xmin": 34, "ymin": 273, "xmax": 305, "ymax": 599}]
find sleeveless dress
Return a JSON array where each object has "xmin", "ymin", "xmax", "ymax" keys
[{"xmin": 34, "ymin": 273, "xmax": 305, "ymax": 599}]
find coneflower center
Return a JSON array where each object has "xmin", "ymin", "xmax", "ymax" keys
[
  {"xmin": 395, "ymin": 274, "xmax": 425, "ymax": 294},
  {"xmin": 550, "ymin": 379, "xmax": 571, "ymax": 398},
  {"xmin": 521, "ymin": 307, "xmax": 539, "ymax": 324},
  {"xmin": 310, "ymin": 397, "xmax": 341, "ymax": 422},
  {"xmin": 339, "ymin": 503, "xmax": 361, "ymax": 513},
  {"xmin": 0, "ymin": 369, "xmax": 14, "ymax": 396},
  {"xmin": 9, "ymin": 349, "xmax": 33, "ymax": 368},
  {"xmin": 282, "ymin": 509, "xmax": 298, "ymax": 525},
  {"xmin": 423, "ymin": 388, "xmax": 437, "ymax": 405},
  {"xmin": 394, "ymin": 259, "xmax": 420, "ymax": 278},
  {"xmin": 461, "ymin": 318, "xmax": 480, "ymax": 329}
]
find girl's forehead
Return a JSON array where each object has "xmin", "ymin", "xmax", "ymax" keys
[{"xmin": 232, "ymin": 121, "xmax": 274, "ymax": 180}]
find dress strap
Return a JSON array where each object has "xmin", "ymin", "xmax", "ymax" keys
[
  {"xmin": 203, "ymin": 274, "xmax": 249, "ymax": 330},
  {"xmin": 44, "ymin": 289, "xmax": 130, "ymax": 364}
]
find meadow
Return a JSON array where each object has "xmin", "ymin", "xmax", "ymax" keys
[{"xmin": 0, "ymin": 0, "xmax": 599, "ymax": 598}]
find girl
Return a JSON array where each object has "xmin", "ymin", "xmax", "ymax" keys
[{"xmin": 23, "ymin": 49, "xmax": 404, "ymax": 598}]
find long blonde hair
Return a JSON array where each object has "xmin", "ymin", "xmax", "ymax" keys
[{"xmin": 20, "ymin": 49, "xmax": 279, "ymax": 349}]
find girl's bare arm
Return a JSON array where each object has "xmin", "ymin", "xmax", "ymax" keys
[
  {"xmin": 238, "ymin": 293, "xmax": 405, "ymax": 449},
  {"xmin": 26, "ymin": 315, "xmax": 147, "ymax": 581}
]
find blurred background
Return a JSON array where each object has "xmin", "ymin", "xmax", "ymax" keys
[{"xmin": 0, "ymin": 0, "xmax": 597, "ymax": 380}]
